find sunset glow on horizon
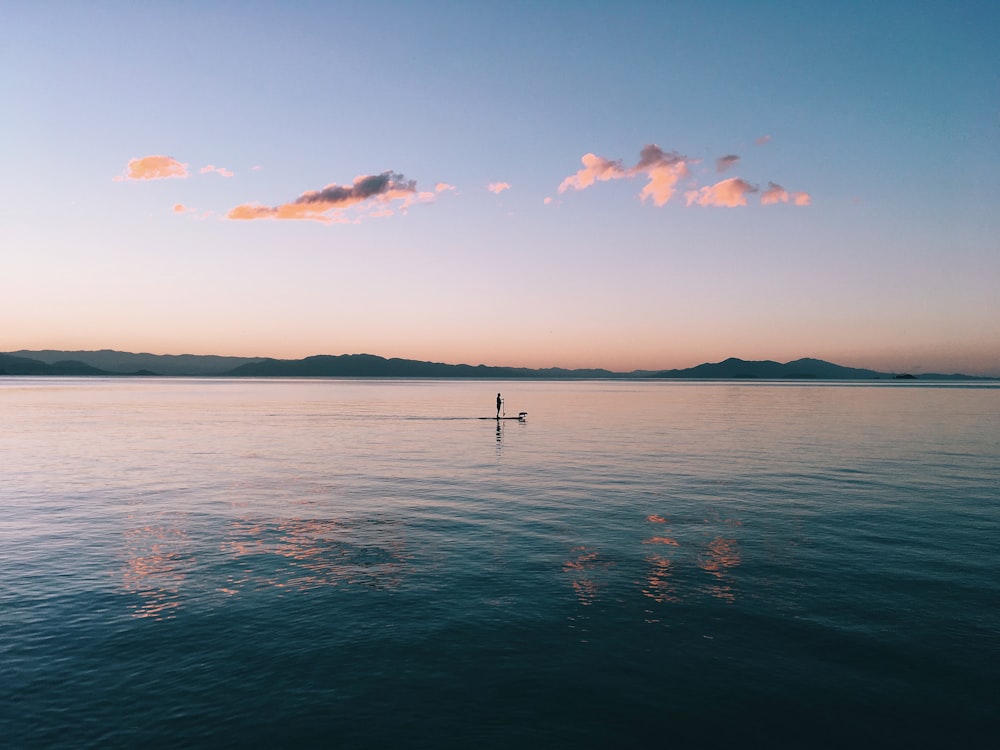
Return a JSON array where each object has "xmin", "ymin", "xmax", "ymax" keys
[{"xmin": 3, "ymin": 2, "xmax": 998, "ymax": 375}]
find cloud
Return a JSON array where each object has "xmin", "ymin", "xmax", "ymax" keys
[
  {"xmin": 559, "ymin": 142, "xmax": 812, "ymax": 210},
  {"xmin": 200, "ymin": 165, "xmax": 234, "ymax": 177},
  {"xmin": 685, "ymin": 177, "xmax": 758, "ymax": 207},
  {"xmin": 435, "ymin": 182, "xmax": 456, "ymax": 193},
  {"xmin": 634, "ymin": 145, "xmax": 691, "ymax": 206},
  {"xmin": 174, "ymin": 203, "xmax": 215, "ymax": 219},
  {"xmin": 557, "ymin": 145, "xmax": 691, "ymax": 206},
  {"xmin": 761, "ymin": 182, "xmax": 812, "ymax": 206},
  {"xmin": 558, "ymin": 153, "xmax": 627, "ymax": 193},
  {"xmin": 756, "ymin": 135, "xmax": 772, "ymax": 146},
  {"xmin": 227, "ymin": 171, "xmax": 429, "ymax": 224},
  {"xmin": 760, "ymin": 182, "xmax": 788, "ymax": 205},
  {"xmin": 114, "ymin": 155, "xmax": 188, "ymax": 181},
  {"xmin": 716, "ymin": 154, "xmax": 740, "ymax": 173},
  {"xmin": 487, "ymin": 182, "xmax": 511, "ymax": 194}
]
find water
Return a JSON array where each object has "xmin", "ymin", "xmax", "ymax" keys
[{"xmin": 2, "ymin": 378, "xmax": 998, "ymax": 747}]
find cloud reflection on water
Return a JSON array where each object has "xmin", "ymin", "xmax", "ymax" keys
[
  {"xmin": 642, "ymin": 514, "xmax": 681, "ymax": 610},
  {"xmin": 563, "ymin": 546, "xmax": 614, "ymax": 608},
  {"xmin": 641, "ymin": 511, "xmax": 743, "ymax": 607},
  {"xmin": 699, "ymin": 535, "xmax": 742, "ymax": 603},
  {"xmin": 121, "ymin": 520, "xmax": 193, "ymax": 620},
  {"xmin": 120, "ymin": 510, "xmax": 409, "ymax": 619},
  {"xmin": 222, "ymin": 516, "xmax": 409, "ymax": 594}
]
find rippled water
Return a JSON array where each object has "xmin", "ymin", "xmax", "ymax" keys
[{"xmin": 2, "ymin": 378, "xmax": 998, "ymax": 747}]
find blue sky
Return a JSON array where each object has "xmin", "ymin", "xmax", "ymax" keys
[{"xmin": 2, "ymin": 1, "xmax": 998, "ymax": 374}]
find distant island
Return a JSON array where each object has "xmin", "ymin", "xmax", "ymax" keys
[{"xmin": 0, "ymin": 350, "xmax": 993, "ymax": 380}]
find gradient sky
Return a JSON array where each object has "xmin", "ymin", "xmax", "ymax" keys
[{"xmin": 2, "ymin": 1, "xmax": 998, "ymax": 374}]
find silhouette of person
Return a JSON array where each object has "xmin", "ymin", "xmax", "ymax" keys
[{"xmin": 496, "ymin": 393, "xmax": 502, "ymax": 418}]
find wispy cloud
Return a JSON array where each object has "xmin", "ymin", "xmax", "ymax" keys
[
  {"xmin": 716, "ymin": 154, "xmax": 740, "ymax": 173},
  {"xmin": 435, "ymin": 182, "xmax": 456, "ymax": 193},
  {"xmin": 558, "ymin": 145, "xmax": 691, "ymax": 206},
  {"xmin": 685, "ymin": 177, "xmax": 758, "ymax": 207},
  {"xmin": 200, "ymin": 165, "xmax": 234, "ymax": 177},
  {"xmin": 755, "ymin": 135, "xmax": 772, "ymax": 146},
  {"xmin": 173, "ymin": 203, "xmax": 214, "ymax": 220},
  {"xmin": 487, "ymin": 182, "xmax": 511, "ymax": 194},
  {"xmin": 227, "ymin": 171, "xmax": 432, "ymax": 224},
  {"xmin": 761, "ymin": 182, "xmax": 811, "ymax": 206},
  {"xmin": 114, "ymin": 155, "xmax": 188, "ymax": 181}
]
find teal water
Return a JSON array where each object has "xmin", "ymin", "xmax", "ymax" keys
[{"xmin": 2, "ymin": 378, "xmax": 998, "ymax": 747}]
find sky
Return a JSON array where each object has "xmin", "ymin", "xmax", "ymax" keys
[{"xmin": 2, "ymin": 1, "xmax": 998, "ymax": 375}]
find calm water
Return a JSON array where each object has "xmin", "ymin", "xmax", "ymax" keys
[{"xmin": 2, "ymin": 378, "xmax": 998, "ymax": 748}]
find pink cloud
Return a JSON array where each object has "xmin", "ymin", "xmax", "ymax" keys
[
  {"xmin": 716, "ymin": 154, "xmax": 740, "ymax": 173},
  {"xmin": 200, "ymin": 165, "xmax": 234, "ymax": 177},
  {"xmin": 227, "ymin": 171, "xmax": 428, "ymax": 224},
  {"xmin": 174, "ymin": 204, "xmax": 214, "ymax": 220},
  {"xmin": 755, "ymin": 135, "xmax": 772, "ymax": 146},
  {"xmin": 114, "ymin": 155, "xmax": 188, "ymax": 181},
  {"xmin": 761, "ymin": 182, "xmax": 812, "ymax": 206},
  {"xmin": 558, "ymin": 142, "xmax": 811, "ymax": 211},
  {"xmin": 487, "ymin": 182, "xmax": 511, "ymax": 194},
  {"xmin": 635, "ymin": 145, "xmax": 690, "ymax": 206},
  {"xmin": 557, "ymin": 145, "xmax": 691, "ymax": 206},
  {"xmin": 760, "ymin": 182, "xmax": 789, "ymax": 205},
  {"xmin": 685, "ymin": 177, "xmax": 758, "ymax": 207},
  {"xmin": 558, "ymin": 153, "xmax": 627, "ymax": 193},
  {"xmin": 435, "ymin": 182, "xmax": 456, "ymax": 193},
  {"xmin": 228, "ymin": 204, "xmax": 279, "ymax": 221}
]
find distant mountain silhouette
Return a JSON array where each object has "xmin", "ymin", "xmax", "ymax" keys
[
  {"xmin": 225, "ymin": 354, "xmax": 623, "ymax": 379},
  {"xmin": 649, "ymin": 357, "xmax": 884, "ymax": 380},
  {"xmin": 10, "ymin": 349, "xmax": 263, "ymax": 376},
  {"xmin": 0, "ymin": 353, "xmax": 108, "ymax": 376},
  {"xmin": 1, "ymin": 350, "xmax": 993, "ymax": 380}
]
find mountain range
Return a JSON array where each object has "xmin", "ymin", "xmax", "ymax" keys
[{"xmin": 1, "ymin": 350, "xmax": 991, "ymax": 380}]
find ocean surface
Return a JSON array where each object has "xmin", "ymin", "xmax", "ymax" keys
[{"xmin": 2, "ymin": 378, "xmax": 998, "ymax": 748}]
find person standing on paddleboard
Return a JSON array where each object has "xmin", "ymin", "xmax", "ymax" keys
[{"xmin": 497, "ymin": 393, "xmax": 502, "ymax": 418}]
